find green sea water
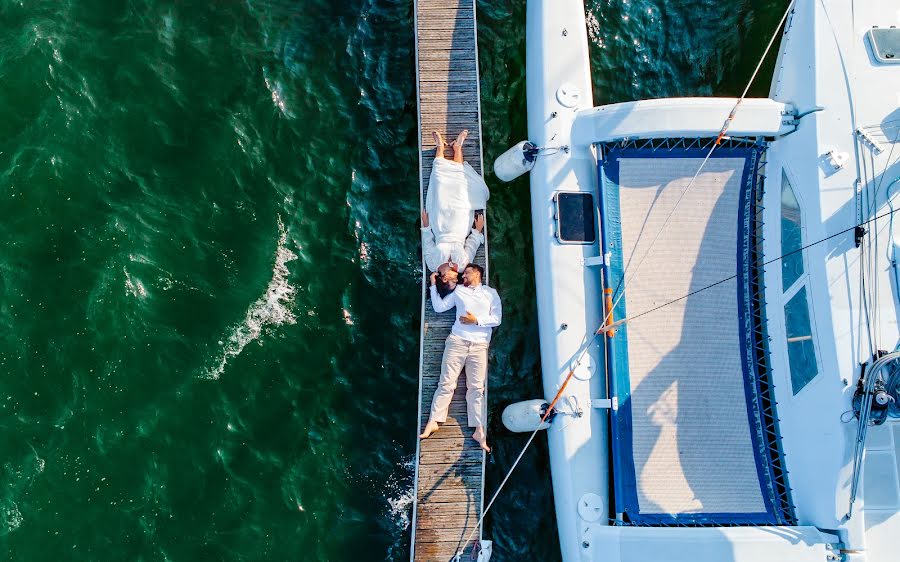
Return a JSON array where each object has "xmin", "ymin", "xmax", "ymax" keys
[{"xmin": 0, "ymin": 0, "xmax": 786, "ymax": 560}]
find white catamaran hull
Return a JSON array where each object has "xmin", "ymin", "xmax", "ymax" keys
[
  {"xmin": 526, "ymin": 1, "xmax": 609, "ymax": 559},
  {"xmin": 524, "ymin": 0, "xmax": 900, "ymax": 560}
]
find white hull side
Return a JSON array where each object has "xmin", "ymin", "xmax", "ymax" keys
[
  {"xmin": 526, "ymin": 1, "xmax": 608, "ymax": 560},
  {"xmin": 765, "ymin": 0, "xmax": 900, "ymax": 558}
]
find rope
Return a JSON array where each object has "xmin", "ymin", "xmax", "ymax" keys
[
  {"xmin": 452, "ymin": 334, "xmax": 600, "ymax": 561},
  {"xmin": 597, "ymin": 207, "xmax": 900, "ymax": 335},
  {"xmin": 604, "ymin": 0, "xmax": 795, "ymax": 328}
]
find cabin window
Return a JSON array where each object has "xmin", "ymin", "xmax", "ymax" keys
[
  {"xmin": 555, "ymin": 192, "xmax": 596, "ymax": 244},
  {"xmin": 784, "ymin": 286, "xmax": 819, "ymax": 394},
  {"xmin": 781, "ymin": 171, "xmax": 803, "ymax": 291},
  {"xmin": 779, "ymin": 169, "xmax": 820, "ymax": 395}
]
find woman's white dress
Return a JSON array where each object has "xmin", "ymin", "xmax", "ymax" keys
[{"xmin": 421, "ymin": 158, "xmax": 490, "ymax": 272}]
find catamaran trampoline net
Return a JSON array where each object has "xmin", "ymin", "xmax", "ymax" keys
[{"xmin": 598, "ymin": 139, "xmax": 793, "ymax": 526}]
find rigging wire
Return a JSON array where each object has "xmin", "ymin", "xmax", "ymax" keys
[
  {"xmin": 604, "ymin": 0, "xmax": 795, "ymax": 329},
  {"xmin": 599, "ymin": 206, "xmax": 900, "ymax": 334},
  {"xmin": 450, "ymin": 341, "xmax": 596, "ymax": 562}
]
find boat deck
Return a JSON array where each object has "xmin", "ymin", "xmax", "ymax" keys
[{"xmin": 411, "ymin": 0, "xmax": 486, "ymax": 560}]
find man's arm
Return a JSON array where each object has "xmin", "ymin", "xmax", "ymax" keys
[
  {"xmin": 476, "ymin": 288, "xmax": 502, "ymax": 328},
  {"xmin": 429, "ymin": 277, "xmax": 456, "ymax": 313}
]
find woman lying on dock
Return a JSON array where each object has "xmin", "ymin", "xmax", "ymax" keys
[{"xmin": 420, "ymin": 130, "xmax": 488, "ymax": 296}]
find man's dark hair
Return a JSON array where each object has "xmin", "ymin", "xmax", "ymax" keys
[
  {"xmin": 465, "ymin": 263, "xmax": 485, "ymax": 280},
  {"xmin": 435, "ymin": 275, "xmax": 455, "ymax": 298}
]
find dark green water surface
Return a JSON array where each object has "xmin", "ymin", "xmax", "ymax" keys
[{"xmin": 0, "ymin": 0, "xmax": 785, "ymax": 559}]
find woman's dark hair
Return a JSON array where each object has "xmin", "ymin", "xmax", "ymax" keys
[{"xmin": 435, "ymin": 275, "xmax": 455, "ymax": 298}]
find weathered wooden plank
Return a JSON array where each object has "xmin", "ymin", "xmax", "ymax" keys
[
  {"xmin": 419, "ymin": 109, "xmax": 480, "ymax": 121},
  {"xmin": 417, "ymin": 425, "xmax": 475, "ymax": 442},
  {"xmin": 417, "ymin": 15, "xmax": 477, "ymax": 29},
  {"xmin": 417, "ymin": 69, "xmax": 478, "ymax": 83},
  {"xmin": 419, "ymin": 447, "xmax": 483, "ymax": 465},
  {"xmin": 417, "ymin": 462, "xmax": 483, "ymax": 483},
  {"xmin": 419, "ymin": 436, "xmax": 474, "ymax": 455},
  {"xmin": 417, "ymin": 0, "xmax": 474, "ymax": 10},
  {"xmin": 417, "ymin": 28, "xmax": 476, "ymax": 45},
  {"xmin": 418, "ymin": 79, "xmax": 478, "ymax": 93},
  {"xmin": 417, "ymin": 471, "xmax": 482, "ymax": 494},
  {"xmin": 415, "ymin": 514, "xmax": 482, "ymax": 531},
  {"xmin": 416, "ymin": 2, "xmax": 475, "ymax": 19},
  {"xmin": 415, "ymin": 540, "xmax": 482, "ymax": 561},
  {"xmin": 418, "ymin": 48, "xmax": 477, "ymax": 62},
  {"xmin": 416, "ymin": 21, "xmax": 476, "ymax": 34},
  {"xmin": 419, "ymin": 93, "xmax": 480, "ymax": 108},
  {"xmin": 417, "ymin": 499, "xmax": 479, "ymax": 517},
  {"xmin": 418, "ymin": 488, "xmax": 482, "ymax": 505},
  {"xmin": 415, "ymin": 525, "xmax": 482, "ymax": 542},
  {"xmin": 418, "ymin": 58, "xmax": 478, "ymax": 73}
]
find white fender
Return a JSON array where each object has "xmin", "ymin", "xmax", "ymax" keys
[
  {"xmin": 502, "ymin": 399, "xmax": 552, "ymax": 433},
  {"xmin": 493, "ymin": 141, "xmax": 537, "ymax": 182}
]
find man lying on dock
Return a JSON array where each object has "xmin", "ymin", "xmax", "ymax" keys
[
  {"xmin": 419, "ymin": 263, "xmax": 501, "ymax": 452},
  {"xmin": 420, "ymin": 130, "xmax": 488, "ymax": 280}
]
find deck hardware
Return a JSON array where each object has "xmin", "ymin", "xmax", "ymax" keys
[
  {"xmin": 794, "ymin": 105, "xmax": 825, "ymax": 120},
  {"xmin": 551, "ymin": 111, "xmax": 558, "ymax": 118},
  {"xmin": 582, "ymin": 255, "xmax": 605, "ymax": 267},
  {"xmin": 856, "ymin": 128, "xmax": 884, "ymax": 154},
  {"xmin": 562, "ymin": 28, "xmax": 568, "ymax": 37},
  {"xmin": 855, "ymin": 225, "xmax": 867, "ymax": 248},
  {"xmin": 540, "ymin": 401, "xmax": 559, "ymax": 424},
  {"xmin": 556, "ymin": 83, "xmax": 582, "ymax": 108},
  {"xmin": 590, "ymin": 398, "xmax": 612, "ymax": 409},
  {"xmin": 581, "ymin": 542, "xmax": 589, "ymax": 549},
  {"xmin": 560, "ymin": 323, "xmax": 568, "ymax": 330},
  {"xmin": 826, "ymin": 149, "xmax": 849, "ymax": 170}
]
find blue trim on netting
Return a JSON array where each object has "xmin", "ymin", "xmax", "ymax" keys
[
  {"xmin": 744, "ymin": 154, "xmax": 797, "ymax": 524},
  {"xmin": 615, "ymin": 511, "xmax": 777, "ymax": 526},
  {"xmin": 597, "ymin": 139, "xmax": 790, "ymax": 526},
  {"xmin": 734, "ymin": 144, "xmax": 781, "ymax": 524},
  {"xmin": 596, "ymin": 151, "xmax": 627, "ymax": 516}
]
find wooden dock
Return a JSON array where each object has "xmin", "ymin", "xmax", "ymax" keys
[{"xmin": 411, "ymin": 0, "xmax": 487, "ymax": 560}]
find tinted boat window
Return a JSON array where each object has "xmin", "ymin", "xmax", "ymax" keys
[
  {"xmin": 781, "ymin": 171, "xmax": 803, "ymax": 291},
  {"xmin": 556, "ymin": 192, "xmax": 596, "ymax": 244},
  {"xmin": 869, "ymin": 27, "xmax": 900, "ymax": 63},
  {"xmin": 785, "ymin": 286, "xmax": 819, "ymax": 394}
]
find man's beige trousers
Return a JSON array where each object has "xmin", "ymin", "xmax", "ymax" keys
[{"xmin": 429, "ymin": 334, "xmax": 488, "ymax": 428}]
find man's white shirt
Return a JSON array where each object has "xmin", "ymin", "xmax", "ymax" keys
[{"xmin": 430, "ymin": 283, "xmax": 502, "ymax": 344}]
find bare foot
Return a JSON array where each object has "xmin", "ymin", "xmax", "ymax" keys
[
  {"xmin": 472, "ymin": 426, "xmax": 491, "ymax": 453},
  {"xmin": 419, "ymin": 420, "xmax": 440, "ymax": 439}
]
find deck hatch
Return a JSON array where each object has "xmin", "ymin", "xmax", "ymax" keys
[
  {"xmin": 597, "ymin": 138, "xmax": 794, "ymax": 526},
  {"xmin": 868, "ymin": 27, "xmax": 900, "ymax": 65}
]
